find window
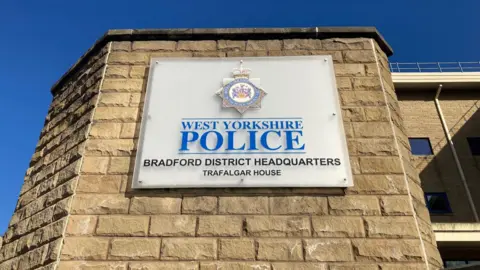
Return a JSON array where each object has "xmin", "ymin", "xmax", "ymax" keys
[
  {"xmin": 425, "ymin": 192, "xmax": 452, "ymax": 214},
  {"xmin": 409, "ymin": 138, "xmax": 433, "ymax": 155},
  {"xmin": 444, "ymin": 261, "xmax": 480, "ymax": 268},
  {"xmin": 467, "ymin": 137, "xmax": 480, "ymax": 156}
]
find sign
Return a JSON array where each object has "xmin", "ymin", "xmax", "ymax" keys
[{"xmin": 133, "ymin": 56, "xmax": 353, "ymax": 188}]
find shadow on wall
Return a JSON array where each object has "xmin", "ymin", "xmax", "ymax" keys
[{"xmin": 401, "ymin": 89, "xmax": 480, "ymax": 223}]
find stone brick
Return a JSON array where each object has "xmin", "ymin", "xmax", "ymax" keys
[
  {"xmin": 71, "ymin": 194, "xmax": 130, "ymax": 214},
  {"xmin": 323, "ymin": 38, "xmax": 371, "ymax": 50},
  {"xmin": 16, "ymin": 233, "xmax": 34, "ymax": 253},
  {"xmin": 378, "ymin": 264, "xmax": 425, "ymax": 270},
  {"xmin": 12, "ymin": 218, "xmax": 30, "ymax": 238},
  {"xmin": 364, "ymin": 107, "xmax": 389, "ymax": 121},
  {"xmin": 102, "ymin": 79, "xmax": 144, "ymax": 92},
  {"xmin": 132, "ymin": 41, "xmax": 176, "ymax": 51},
  {"xmin": 340, "ymin": 91, "xmax": 386, "ymax": 107},
  {"xmin": 112, "ymin": 41, "xmax": 131, "ymax": 52},
  {"xmin": 105, "ymin": 65, "xmax": 129, "ymax": 78},
  {"xmin": 108, "ymin": 157, "xmax": 132, "ymax": 174},
  {"xmin": 81, "ymin": 157, "xmax": 109, "ymax": 174},
  {"xmin": 193, "ymin": 51, "xmax": 226, "ymax": 57},
  {"xmin": 28, "ymin": 206, "xmax": 54, "ymax": 231},
  {"xmin": 304, "ymin": 239, "xmax": 354, "ymax": 261},
  {"xmin": 272, "ymin": 263, "xmax": 327, "ymax": 270},
  {"xmin": 365, "ymin": 63, "xmax": 378, "ymax": 76},
  {"xmin": 44, "ymin": 238, "xmax": 62, "ymax": 264},
  {"xmin": 150, "ymin": 51, "xmax": 193, "ymax": 57},
  {"xmin": 17, "ymin": 187, "xmax": 37, "ymax": 209},
  {"xmin": 182, "ymin": 196, "xmax": 217, "ymax": 214},
  {"xmin": 283, "ymin": 39, "xmax": 322, "ymax": 50},
  {"xmin": 352, "ymin": 122, "xmax": 393, "ymax": 138},
  {"xmin": 227, "ymin": 51, "xmax": 268, "ymax": 57},
  {"xmin": 218, "ymin": 239, "xmax": 255, "ymax": 260},
  {"xmin": 352, "ymin": 239, "xmax": 423, "ymax": 262},
  {"xmin": 381, "ymin": 196, "xmax": 413, "ymax": 215},
  {"xmin": 344, "ymin": 50, "xmax": 376, "ymax": 63},
  {"xmin": 130, "ymin": 66, "xmax": 148, "ymax": 79},
  {"xmin": 359, "ymin": 157, "xmax": 403, "ymax": 174},
  {"xmin": 99, "ymin": 93, "xmax": 131, "ymax": 107},
  {"xmin": 108, "ymin": 52, "xmax": 149, "ymax": 65},
  {"xmin": 149, "ymin": 215, "xmax": 196, "ymax": 236},
  {"xmin": 85, "ymin": 139, "xmax": 135, "ymax": 156},
  {"xmin": 246, "ymin": 40, "xmax": 282, "ymax": 50},
  {"xmin": 336, "ymin": 77, "xmax": 352, "ymax": 91},
  {"xmin": 94, "ymin": 107, "xmax": 139, "ymax": 122},
  {"xmin": 130, "ymin": 197, "xmax": 181, "ymax": 214},
  {"xmin": 66, "ymin": 215, "xmax": 97, "ymax": 236},
  {"xmin": 343, "ymin": 107, "xmax": 365, "ymax": 122},
  {"xmin": 245, "ymin": 216, "xmax": 311, "ymax": 237},
  {"xmin": 201, "ymin": 262, "xmax": 270, "ymax": 270},
  {"xmin": 269, "ymin": 196, "xmax": 328, "ymax": 215},
  {"xmin": 17, "ymin": 245, "xmax": 48, "ymax": 270},
  {"xmin": 0, "ymin": 258, "xmax": 18, "ymax": 270},
  {"xmin": 110, "ymin": 238, "xmax": 161, "ymax": 260},
  {"xmin": 76, "ymin": 175, "xmax": 124, "ymax": 193},
  {"xmin": 130, "ymin": 93, "xmax": 142, "ymax": 106},
  {"xmin": 96, "ymin": 215, "xmax": 149, "ymax": 236},
  {"xmin": 129, "ymin": 262, "xmax": 198, "ymax": 270},
  {"xmin": 161, "ymin": 238, "xmax": 216, "ymax": 260},
  {"xmin": 0, "ymin": 240, "xmax": 18, "ymax": 261},
  {"xmin": 329, "ymin": 264, "xmax": 378, "ymax": 270},
  {"xmin": 90, "ymin": 123, "xmax": 122, "ymax": 138},
  {"xmin": 197, "ymin": 216, "xmax": 242, "ymax": 236},
  {"xmin": 219, "ymin": 196, "xmax": 268, "ymax": 214},
  {"xmin": 58, "ymin": 261, "xmax": 128, "ymax": 270},
  {"xmin": 365, "ymin": 217, "xmax": 418, "ymax": 239},
  {"xmin": 177, "ymin": 40, "xmax": 216, "ymax": 51},
  {"xmin": 334, "ymin": 64, "xmax": 366, "ymax": 76},
  {"xmin": 353, "ymin": 77, "xmax": 382, "ymax": 91},
  {"xmin": 329, "ymin": 196, "xmax": 381, "ymax": 215},
  {"xmin": 61, "ymin": 237, "xmax": 109, "ymax": 260},
  {"xmin": 32, "ymin": 218, "xmax": 66, "ymax": 247},
  {"xmin": 312, "ymin": 216, "xmax": 365, "ymax": 237},
  {"xmin": 257, "ymin": 239, "xmax": 303, "ymax": 261},
  {"xmin": 217, "ymin": 40, "xmax": 246, "ymax": 51},
  {"xmin": 120, "ymin": 123, "xmax": 140, "ymax": 138},
  {"xmin": 352, "ymin": 139, "xmax": 397, "ymax": 156},
  {"xmin": 347, "ymin": 175, "xmax": 407, "ymax": 195}
]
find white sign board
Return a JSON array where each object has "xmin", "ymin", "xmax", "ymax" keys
[{"xmin": 133, "ymin": 56, "xmax": 353, "ymax": 188}]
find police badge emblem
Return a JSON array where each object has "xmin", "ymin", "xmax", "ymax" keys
[{"xmin": 216, "ymin": 60, "xmax": 267, "ymax": 114}]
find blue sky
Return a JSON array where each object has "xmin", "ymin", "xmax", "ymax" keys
[{"xmin": 0, "ymin": 0, "xmax": 479, "ymax": 233}]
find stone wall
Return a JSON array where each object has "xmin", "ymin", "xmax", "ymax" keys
[
  {"xmin": 398, "ymin": 90, "xmax": 480, "ymax": 223},
  {"xmin": 1, "ymin": 31, "xmax": 443, "ymax": 270},
  {"xmin": 0, "ymin": 44, "xmax": 108, "ymax": 269}
]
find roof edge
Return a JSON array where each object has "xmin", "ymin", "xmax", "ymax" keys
[{"xmin": 51, "ymin": 27, "xmax": 393, "ymax": 94}]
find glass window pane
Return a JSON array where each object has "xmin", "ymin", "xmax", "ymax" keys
[
  {"xmin": 467, "ymin": 137, "xmax": 480, "ymax": 156},
  {"xmin": 425, "ymin": 193, "xmax": 452, "ymax": 213},
  {"xmin": 409, "ymin": 138, "xmax": 433, "ymax": 155}
]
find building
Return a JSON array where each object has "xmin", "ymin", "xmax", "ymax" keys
[
  {"xmin": 0, "ymin": 27, "xmax": 478, "ymax": 269},
  {"xmin": 394, "ymin": 65, "xmax": 480, "ymax": 268}
]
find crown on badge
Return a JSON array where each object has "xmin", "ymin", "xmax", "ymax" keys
[{"xmin": 232, "ymin": 60, "xmax": 251, "ymax": 78}]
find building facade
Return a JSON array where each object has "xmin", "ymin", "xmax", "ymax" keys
[{"xmin": 0, "ymin": 27, "xmax": 477, "ymax": 269}]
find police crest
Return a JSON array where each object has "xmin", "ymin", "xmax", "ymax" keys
[{"xmin": 216, "ymin": 60, "xmax": 267, "ymax": 114}]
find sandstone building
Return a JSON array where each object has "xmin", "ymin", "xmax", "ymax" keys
[{"xmin": 0, "ymin": 27, "xmax": 478, "ymax": 269}]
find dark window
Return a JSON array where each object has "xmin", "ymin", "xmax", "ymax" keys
[
  {"xmin": 425, "ymin": 192, "xmax": 452, "ymax": 214},
  {"xmin": 467, "ymin": 137, "xmax": 480, "ymax": 156},
  {"xmin": 409, "ymin": 138, "xmax": 433, "ymax": 155},
  {"xmin": 444, "ymin": 261, "xmax": 480, "ymax": 268}
]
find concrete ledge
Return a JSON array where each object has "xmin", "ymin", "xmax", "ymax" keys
[
  {"xmin": 392, "ymin": 72, "xmax": 480, "ymax": 90},
  {"xmin": 434, "ymin": 223, "xmax": 480, "ymax": 242},
  {"xmin": 51, "ymin": 27, "xmax": 392, "ymax": 94}
]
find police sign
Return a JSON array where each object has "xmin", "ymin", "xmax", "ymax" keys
[{"xmin": 133, "ymin": 56, "xmax": 353, "ymax": 188}]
